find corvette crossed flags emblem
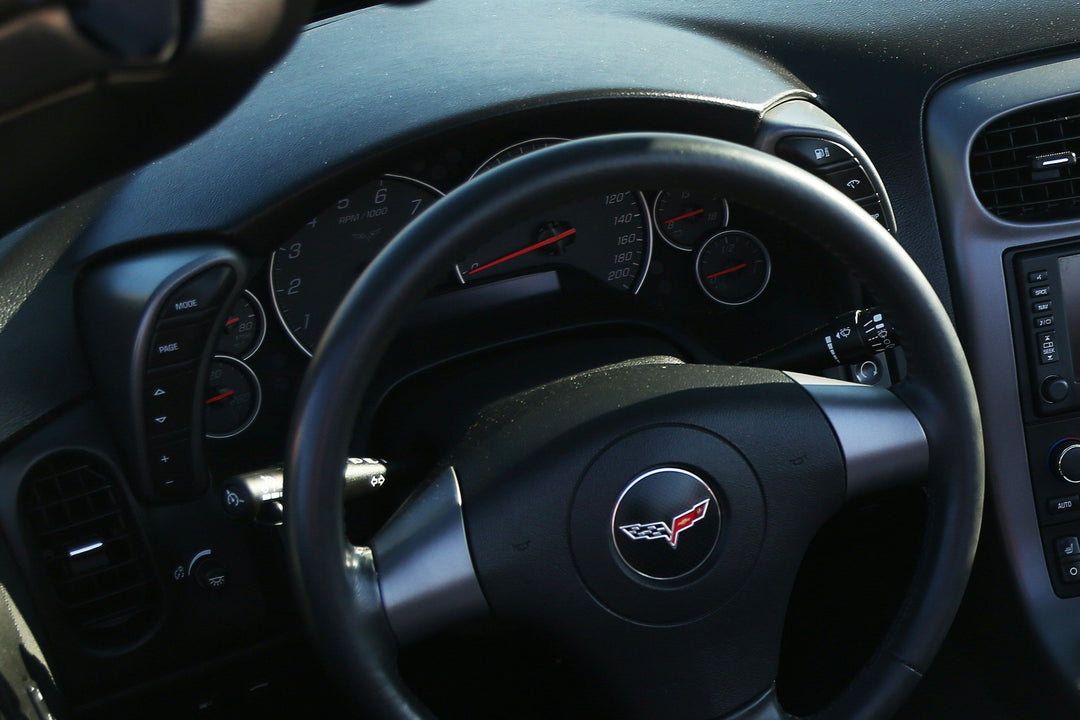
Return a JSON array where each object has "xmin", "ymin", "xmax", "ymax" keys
[{"xmin": 618, "ymin": 499, "xmax": 710, "ymax": 549}]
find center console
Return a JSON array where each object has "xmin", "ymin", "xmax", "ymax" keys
[
  {"xmin": 929, "ymin": 52, "xmax": 1080, "ymax": 695},
  {"xmin": 1010, "ymin": 244, "xmax": 1080, "ymax": 597}
]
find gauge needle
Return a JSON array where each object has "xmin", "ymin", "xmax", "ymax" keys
[
  {"xmin": 225, "ymin": 317, "xmax": 240, "ymax": 327},
  {"xmin": 706, "ymin": 263, "xmax": 747, "ymax": 279},
  {"xmin": 664, "ymin": 208, "xmax": 704, "ymax": 224},
  {"xmin": 467, "ymin": 227, "xmax": 577, "ymax": 276},
  {"xmin": 205, "ymin": 389, "xmax": 236, "ymax": 405}
]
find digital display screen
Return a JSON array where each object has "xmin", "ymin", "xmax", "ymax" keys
[{"xmin": 1058, "ymin": 253, "xmax": 1080, "ymax": 377}]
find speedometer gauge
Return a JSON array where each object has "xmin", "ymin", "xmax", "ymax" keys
[
  {"xmin": 455, "ymin": 190, "xmax": 652, "ymax": 294},
  {"xmin": 270, "ymin": 174, "xmax": 442, "ymax": 355}
]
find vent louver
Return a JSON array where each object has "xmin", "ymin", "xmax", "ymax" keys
[
  {"xmin": 971, "ymin": 97, "xmax": 1080, "ymax": 221},
  {"xmin": 19, "ymin": 452, "xmax": 159, "ymax": 648}
]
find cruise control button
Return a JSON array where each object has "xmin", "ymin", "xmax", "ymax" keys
[
  {"xmin": 159, "ymin": 266, "xmax": 234, "ymax": 321},
  {"xmin": 148, "ymin": 323, "xmax": 210, "ymax": 368},
  {"xmin": 824, "ymin": 165, "xmax": 875, "ymax": 201},
  {"xmin": 774, "ymin": 137, "xmax": 853, "ymax": 169}
]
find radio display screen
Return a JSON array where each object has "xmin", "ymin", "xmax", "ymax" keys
[{"xmin": 1059, "ymin": 253, "xmax": 1080, "ymax": 376}]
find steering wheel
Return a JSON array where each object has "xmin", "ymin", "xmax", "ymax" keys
[{"xmin": 284, "ymin": 134, "xmax": 983, "ymax": 720}]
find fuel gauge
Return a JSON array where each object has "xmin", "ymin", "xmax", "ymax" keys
[
  {"xmin": 204, "ymin": 357, "xmax": 261, "ymax": 439},
  {"xmin": 695, "ymin": 230, "xmax": 771, "ymax": 306}
]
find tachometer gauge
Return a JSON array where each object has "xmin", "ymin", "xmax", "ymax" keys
[
  {"xmin": 694, "ymin": 230, "xmax": 771, "ymax": 306},
  {"xmin": 652, "ymin": 189, "xmax": 729, "ymax": 251},
  {"xmin": 455, "ymin": 190, "xmax": 652, "ymax": 293},
  {"xmin": 471, "ymin": 138, "xmax": 567, "ymax": 177},
  {"xmin": 270, "ymin": 175, "xmax": 442, "ymax": 355}
]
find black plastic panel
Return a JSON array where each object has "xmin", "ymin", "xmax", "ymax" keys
[
  {"xmin": 77, "ymin": 245, "xmax": 247, "ymax": 503},
  {"xmin": 1008, "ymin": 244, "xmax": 1079, "ymax": 416}
]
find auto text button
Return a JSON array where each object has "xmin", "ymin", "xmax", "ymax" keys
[{"xmin": 1049, "ymin": 495, "xmax": 1080, "ymax": 514}]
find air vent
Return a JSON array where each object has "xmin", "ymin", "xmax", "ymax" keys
[
  {"xmin": 971, "ymin": 97, "xmax": 1080, "ymax": 221},
  {"xmin": 19, "ymin": 452, "xmax": 159, "ymax": 648}
]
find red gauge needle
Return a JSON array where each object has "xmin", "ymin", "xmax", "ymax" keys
[
  {"xmin": 706, "ymin": 263, "xmax": 747, "ymax": 279},
  {"xmin": 205, "ymin": 389, "xmax": 236, "ymax": 405},
  {"xmin": 664, "ymin": 208, "xmax": 705, "ymax": 224},
  {"xmin": 224, "ymin": 317, "xmax": 240, "ymax": 327},
  {"xmin": 467, "ymin": 227, "xmax": 577, "ymax": 276}
]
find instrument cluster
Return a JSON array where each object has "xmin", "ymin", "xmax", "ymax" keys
[
  {"xmin": 268, "ymin": 139, "xmax": 777, "ymax": 357},
  {"xmin": 198, "ymin": 136, "xmax": 851, "ymax": 450}
]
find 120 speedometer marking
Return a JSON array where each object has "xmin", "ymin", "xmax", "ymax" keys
[{"xmin": 455, "ymin": 190, "xmax": 652, "ymax": 294}]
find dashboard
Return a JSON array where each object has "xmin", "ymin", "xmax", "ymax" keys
[
  {"xmin": 74, "ymin": 104, "xmax": 886, "ymax": 513},
  {"xmin": 6, "ymin": 1, "xmax": 1080, "ymax": 719}
]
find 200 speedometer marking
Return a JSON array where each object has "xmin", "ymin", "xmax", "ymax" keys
[{"xmin": 455, "ymin": 190, "xmax": 652, "ymax": 294}]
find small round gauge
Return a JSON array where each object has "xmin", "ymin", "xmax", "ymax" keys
[
  {"xmin": 471, "ymin": 138, "xmax": 567, "ymax": 177},
  {"xmin": 695, "ymin": 230, "xmax": 771, "ymax": 306},
  {"xmin": 653, "ymin": 190, "xmax": 729, "ymax": 251},
  {"xmin": 204, "ymin": 356, "xmax": 261, "ymax": 439},
  {"xmin": 454, "ymin": 190, "xmax": 652, "ymax": 294},
  {"xmin": 215, "ymin": 291, "xmax": 266, "ymax": 360},
  {"xmin": 270, "ymin": 174, "xmax": 443, "ymax": 355}
]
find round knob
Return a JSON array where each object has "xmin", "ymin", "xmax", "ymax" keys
[
  {"xmin": 1042, "ymin": 376, "xmax": 1071, "ymax": 403},
  {"xmin": 1054, "ymin": 441, "xmax": 1080, "ymax": 484},
  {"xmin": 191, "ymin": 556, "xmax": 228, "ymax": 591}
]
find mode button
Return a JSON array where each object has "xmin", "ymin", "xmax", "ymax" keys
[{"xmin": 159, "ymin": 266, "xmax": 234, "ymax": 321}]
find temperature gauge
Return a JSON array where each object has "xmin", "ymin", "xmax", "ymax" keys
[{"xmin": 694, "ymin": 230, "xmax": 771, "ymax": 306}]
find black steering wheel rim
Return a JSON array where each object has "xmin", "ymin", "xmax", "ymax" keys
[{"xmin": 285, "ymin": 133, "xmax": 983, "ymax": 720}]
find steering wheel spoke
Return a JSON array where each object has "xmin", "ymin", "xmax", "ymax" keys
[
  {"xmin": 787, "ymin": 372, "xmax": 930, "ymax": 499},
  {"xmin": 369, "ymin": 466, "xmax": 489, "ymax": 646}
]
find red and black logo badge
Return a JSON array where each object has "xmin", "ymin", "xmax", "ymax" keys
[{"xmin": 611, "ymin": 468, "xmax": 720, "ymax": 580}]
